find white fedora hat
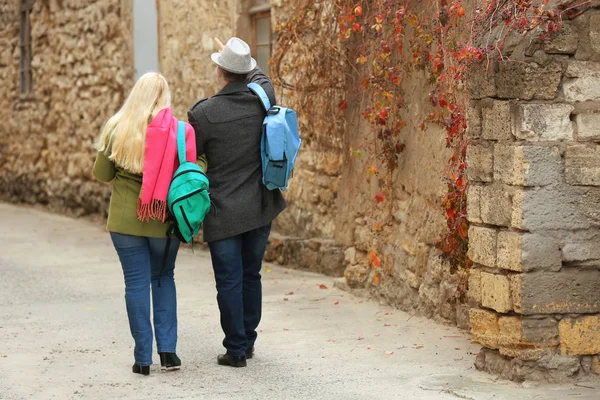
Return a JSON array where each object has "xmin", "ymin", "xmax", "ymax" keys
[{"xmin": 211, "ymin": 37, "xmax": 257, "ymax": 74}]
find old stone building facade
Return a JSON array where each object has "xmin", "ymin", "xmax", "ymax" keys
[{"xmin": 0, "ymin": 0, "xmax": 599, "ymax": 381}]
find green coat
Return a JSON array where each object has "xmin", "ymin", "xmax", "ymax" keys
[
  {"xmin": 93, "ymin": 151, "xmax": 168, "ymax": 237},
  {"xmin": 93, "ymin": 151, "xmax": 209, "ymax": 237}
]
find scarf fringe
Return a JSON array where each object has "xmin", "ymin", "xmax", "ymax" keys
[{"xmin": 137, "ymin": 197, "xmax": 168, "ymax": 223}]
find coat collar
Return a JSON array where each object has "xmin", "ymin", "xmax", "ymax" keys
[{"xmin": 214, "ymin": 82, "xmax": 249, "ymax": 97}]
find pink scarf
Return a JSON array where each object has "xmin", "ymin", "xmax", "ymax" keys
[{"xmin": 137, "ymin": 107, "xmax": 197, "ymax": 222}]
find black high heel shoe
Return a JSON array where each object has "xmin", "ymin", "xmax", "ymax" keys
[
  {"xmin": 159, "ymin": 352, "xmax": 181, "ymax": 368},
  {"xmin": 132, "ymin": 363, "xmax": 150, "ymax": 376}
]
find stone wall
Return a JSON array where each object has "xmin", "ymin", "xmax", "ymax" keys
[
  {"xmin": 467, "ymin": 6, "xmax": 600, "ymax": 381},
  {"xmin": 261, "ymin": 1, "xmax": 461, "ymax": 326},
  {"xmin": 157, "ymin": 0, "xmax": 238, "ymax": 120},
  {"xmin": 0, "ymin": 0, "xmax": 133, "ymax": 216}
]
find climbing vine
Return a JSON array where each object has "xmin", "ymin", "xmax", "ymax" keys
[{"xmin": 272, "ymin": 0, "xmax": 588, "ymax": 294}]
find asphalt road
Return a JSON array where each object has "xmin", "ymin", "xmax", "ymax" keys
[{"xmin": 0, "ymin": 203, "xmax": 597, "ymax": 399}]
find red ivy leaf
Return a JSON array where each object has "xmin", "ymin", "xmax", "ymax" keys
[{"xmin": 374, "ymin": 192, "xmax": 387, "ymax": 203}]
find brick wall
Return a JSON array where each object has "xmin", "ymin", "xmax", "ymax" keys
[{"xmin": 467, "ymin": 7, "xmax": 600, "ymax": 381}]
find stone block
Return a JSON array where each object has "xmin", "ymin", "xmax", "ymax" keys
[
  {"xmin": 344, "ymin": 247, "xmax": 357, "ymax": 265},
  {"xmin": 493, "ymin": 145, "xmax": 562, "ymax": 187},
  {"xmin": 509, "ymin": 274, "xmax": 522, "ymax": 314},
  {"xmin": 561, "ymin": 228, "xmax": 600, "ymax": 264},
  {"xmin": 467, "ymin": 142, "xmax": 493, "ymax": 182},
  {"xmin": 522, "ymin": 270, "xmax": 600, "ymax": 315},
  {"xmin": 425, "ymin": 248, "xmax": 445, "ymax": 284},
  {"xmin": 496, "ymin": 231, "xmax": 522, "ymax": 272},
  {"xmin": 470, "ymin": 308, "xmax": 500, "ymax": 349},
  {"xmin": 467, "ymin": 267, "xmax": 482, "ymax": 305},
  {"xmin": 593, "ymin": 356, "xmax": 600, "ymax": 376},
  {"xmin": 466, "ymin": 100, "xmax": 483, "ymax": 139},
  {"xmin": 498, "ymin": 315, "xmax": 522, "ymax": 344},
  {"xmin": 493, "ymin": 144, "xmax": 527, "ymax": 185},
  {"xmin": 496, "ymin": 61, "xmax": 562, "ymax": 100},
  {"xmin": 401, "ymin": 269, "xmax": 421, "ymax": 289},
  {"xmin": 512, "ymin": 104, "xmax": 574, "ymax": 142},
  {"xmin": 467, "ymin": 226, "xmax": 497, "ymax": 267},
  {"xmin": 482, "ymin": 100, "xmax": 512, "ymax": 141},
  {"xmin": 525, "ymin": 147, "xmax": 563, "ymax": 186},
  {"xmin": 479, "ymin": 183, "xmax": 516, "ymax": 227},
  {"xmin": 565, "ymin": 144, "xmax": 600, "ymax": 186},
  {"xmin": 344, "ymin": 264, "xmax": 369, "ymax": 288},
  {"xmin": 481, "ymin": 272, "xmax": 513, "ymax": 313},
  {"xmin": 544, "ymin": 21, "xmax": 579, "ymax": 54},
  {"xmin": 354, "ymin": 224, "xmax": 374, "ymax": 252},
  {"xmin": 559, "ymin": 315, "xmax": 600, "ymax": 355},
  {"xmin": 522, "ymin": 317, "xmax": 560, "ymax": 347},
  {"xmin": 468, "ymin": 63, "xmax": 497, "ymax": 99},
  {"xmin": 467, "ymin": 184, "xmax": 482, "ymax": 224},
  {"xmin": 563, "ymin": 61, "xmax": 600, "ymax": 102},
  {"xmin": 510, "ymin": 188, "xmax": 525, "ymax": 230},
  {"xmin": 575, "ymin": 112, "xmax": 600, "ymax": 141},
  {"xmin": 589, "ymin": 14, "xmax": 600, "ymax": 55},
  {"xmin": 520, "ymin": 184, "xmax": 596, "ymax": 231},
  {"xmin": 521, "ymin": 233, "xmax": 562, "ymax": 272}
]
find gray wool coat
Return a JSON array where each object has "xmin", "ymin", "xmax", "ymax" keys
[{"xmin": 188, "ymin": 68, "xmax": 287, "ymax": 243}]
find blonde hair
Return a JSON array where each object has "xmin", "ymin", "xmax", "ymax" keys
[{"xmin": 97, "ymin": 72, "xmax": 171, "ymax": 174}]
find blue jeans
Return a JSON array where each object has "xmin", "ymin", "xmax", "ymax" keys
[
  {"xmin": 110, "ymin": 232, "xmax": 180, "ymax": 366},
  {"xmin": 208, "ymin": 223, "xmax": 271, "ymax": 357}
]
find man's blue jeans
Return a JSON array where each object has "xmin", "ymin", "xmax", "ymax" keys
[
  {"xmin": 110, "ymin": 232, "xmax": 180, "ymax": 366},
  {"xmin": 208, "ymin": 223, "xmax": 271, "ymax": 357}
]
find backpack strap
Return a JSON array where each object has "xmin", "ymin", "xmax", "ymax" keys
[
  {"xmin": 247, "ymin": 82, "xmax": 271, "ymax": 111},
  {"xmin": 177, "ymin": 121, "xmax": 186, "ymax": 164}
]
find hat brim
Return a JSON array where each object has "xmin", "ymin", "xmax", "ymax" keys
[{"xmin": 211, "ymin": 53, "xmax": 257, "ymax": 74}]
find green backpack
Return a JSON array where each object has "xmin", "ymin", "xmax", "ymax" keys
[{"xmin": 167, "ymin": 121, "xmax": 211, "ymax": 243}]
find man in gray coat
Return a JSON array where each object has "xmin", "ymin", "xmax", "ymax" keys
[{"xmin": 188, "ymin": 37, "xmax": 286, "ymax": 367}]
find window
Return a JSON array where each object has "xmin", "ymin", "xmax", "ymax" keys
[
  {"xmin": 250, "ymin": 1, "xmax": 271, "ymax": 74},
  {"xmin": 19, "ymin": 0, "xmax": 33, "ymax": 94}
]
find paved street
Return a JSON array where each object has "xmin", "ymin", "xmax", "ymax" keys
[{"xmin": 0, "ymin": 202, "xmax": 597, "ymax": 399}]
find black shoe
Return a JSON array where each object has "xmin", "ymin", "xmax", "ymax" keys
[
  {"xmin": 159, "ymin": 352, "xmax": 181, "ymax": 368},
  {"xmin": 246, "ymin": 346, "xmax": 255, "ymax": 359},
  {"xmin": 217, "ymin": 353, "xmax": 247, "ymax": 367},
  {"xmin": 132, "ymin": 363, "xmax": 150, "ymax": 376}
]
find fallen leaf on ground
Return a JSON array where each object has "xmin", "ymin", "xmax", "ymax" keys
[
  {"xmin": 357, "ymin": 337, "xmax": 365, "ymax": 340},
  {"xmin": 265, "ymin": 267, "xmax": 272, "ymax": 273},
  {"xmin": 384, "ymin": 324, "xmax": 391, "ymax": 327},
  {"xmin": 318, "ymin": 284, "xmax": 328, "ymax": 289},
  {"xmin": 384, "ymin": 351, "xmax": 394, "ymax": 355},
  {"xmin": 455, "ymin": 348, "xmax": 461, "ymax": 350},
  {"xmin": 414, "ymin": 345, "xmax": 424, "ymax": 349},
  {"xmin": 286, "ymin": 292, "xmax": 294, "ymax": 295},
  {"xmin": 334, "ymin": 301, "xmax": 339, "ymax": 305},
  {"xmin": 375, "ymin": 334, "xmax": 380, "ymax": 337},
  {"xmin": 367, "ymin": 346, "xmax": 372, "ymax": 350},
  {"xmin": 327, "ymin": 340, "xmax": 336, "ymax": 343},
  {"xmin": 283, "ymin": 328, "xmax": 289, "ymax": 331}
]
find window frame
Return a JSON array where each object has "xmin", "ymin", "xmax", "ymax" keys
[
  {"xmin": 249, "ymin": 7, "xmax": 271, "ymax": 74},
  {"xmin": 19, "ymin": 0, "xmax": 34, "ymax": 96}
]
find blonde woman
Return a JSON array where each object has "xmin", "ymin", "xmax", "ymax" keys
[{"xmin": 93, "ymin": 73, "xmax": 197, "ymax": 375}]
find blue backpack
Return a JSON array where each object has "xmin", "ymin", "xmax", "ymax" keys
[{"xmin": 248, "ymin": 83, "xmax": 301, "ymax": 191}]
